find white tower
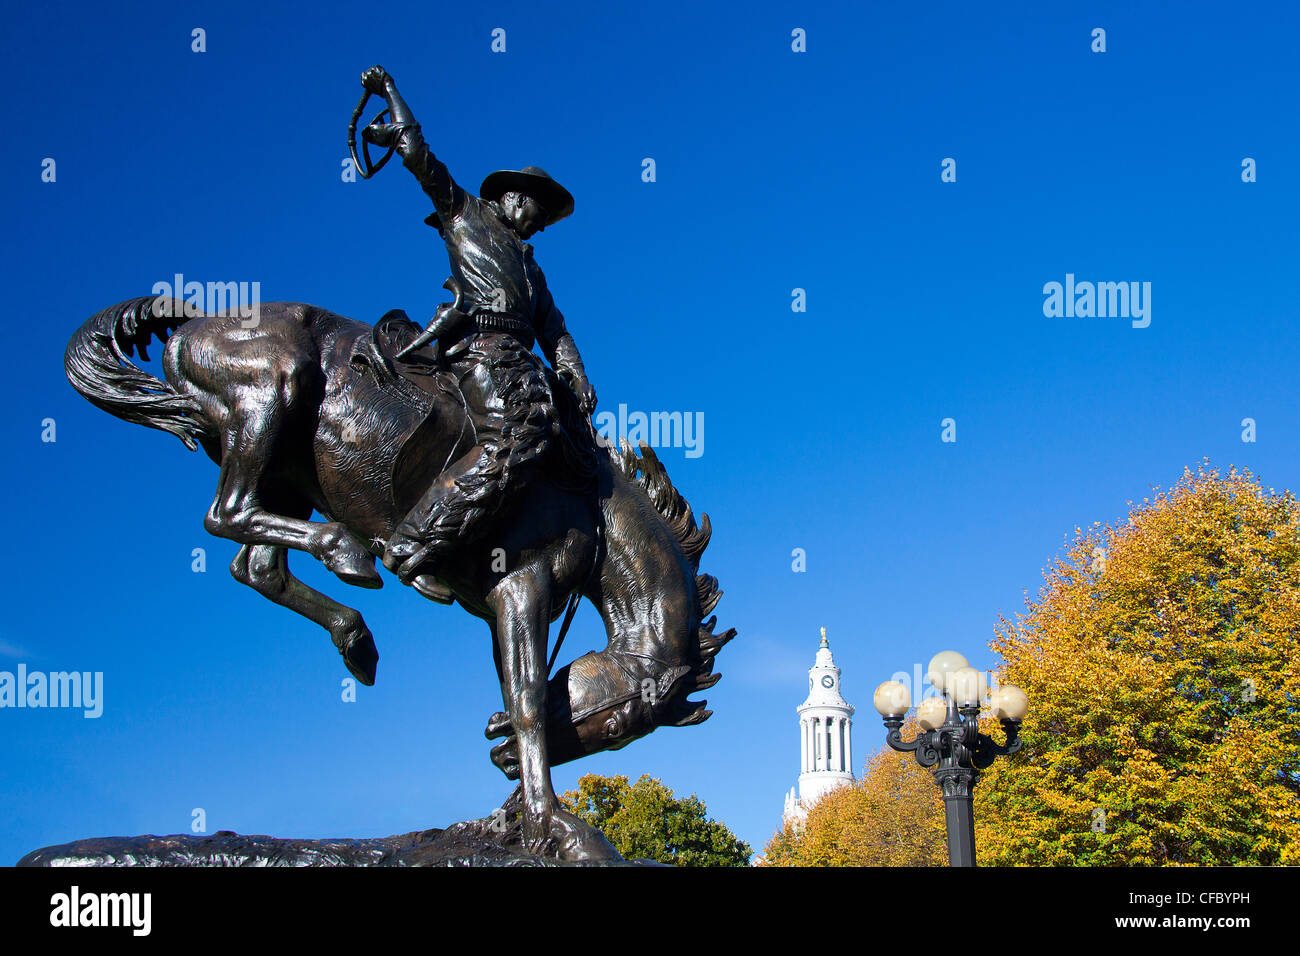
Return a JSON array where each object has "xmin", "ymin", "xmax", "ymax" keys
[{"xmin": 783, "ymin": 627, "xmax": 855, "ymax": 826}]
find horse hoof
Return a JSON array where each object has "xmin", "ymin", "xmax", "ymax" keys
[
  {"xmin": 484, "ymin": 711, "xmax": 513, "ymax": 739},
  {"xmin": 328, "ymin": 552, "xmax": 383, "ymax": 589},
  {"xmin": 489, "ymin": 737, "xmax": 520, "ymax": 779},
  {"xmin": 553, "ymin": 811, "xmax": 622, "ymax": 863},
  {"xmin": 341, "ymin": 632, "xmax": 378, "ymax": 686}
]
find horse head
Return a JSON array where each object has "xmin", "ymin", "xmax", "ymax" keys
[{"xmin": 486, "ymin": 617, "xmax": 735, "ymax": 777}]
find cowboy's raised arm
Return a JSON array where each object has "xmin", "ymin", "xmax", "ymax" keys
[{"xmin": 360, "ymin": 66, "xmax": 467, "ymax": 224}]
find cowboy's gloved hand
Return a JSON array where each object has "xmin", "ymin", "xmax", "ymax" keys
[
  {"xmin": 574, "ymin": 376, "xmax": 597, "ymax": 415},
  {"xmin": 362, "ymin": 122, "xmax": 406, "ymax": 149},
  {"xmin": 360, "ymin": 65, "xmax": 391, "ymax": 95}
]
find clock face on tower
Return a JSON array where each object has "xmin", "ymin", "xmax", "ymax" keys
[{"xmin": 821, "ymin": 675, "xmax": 834, "ymax": 689}]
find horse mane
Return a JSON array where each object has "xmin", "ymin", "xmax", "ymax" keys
[{"xmin": 612, "ymin": 440, "xmax": 735, "ymax": 726}]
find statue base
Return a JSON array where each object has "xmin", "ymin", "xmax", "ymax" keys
[{"xmin": 18, "ymin": 817, "xmax": 649, "ymax": 867}]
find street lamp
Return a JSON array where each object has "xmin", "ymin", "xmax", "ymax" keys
[{"xmin": 873, "ymin": 652, "xmax": 1028, "ymax": 867}]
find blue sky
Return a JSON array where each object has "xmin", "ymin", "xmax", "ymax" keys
[{"xmin": 2, "ymin": 0, "xmax": 1298, "ymax": 862}]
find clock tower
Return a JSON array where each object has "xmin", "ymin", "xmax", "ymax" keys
[{"xmin": 783, "ymin": 627, "xmax": 855, "ymax": 826}]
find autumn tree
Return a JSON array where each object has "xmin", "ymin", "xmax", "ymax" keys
[
  {"xmin": 976, "ymin": 464, "xmax": 1300, "ymax": 865},
  {"xmin": 560, "ymin": 774, "xmax": 751, "ymax": 866},
  {"xmin": 762, "ymin": 713, "xmax": 947, "ymax": 866}
]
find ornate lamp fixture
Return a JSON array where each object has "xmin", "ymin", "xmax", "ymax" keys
[{"xmin": 873, "ymin": 651, "xmax": 1028, "ymax": 866}]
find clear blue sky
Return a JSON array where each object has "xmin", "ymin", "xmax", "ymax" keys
[{"xmin": 2, "ymin": 0, "xmax": 1298, "ymax": 862}]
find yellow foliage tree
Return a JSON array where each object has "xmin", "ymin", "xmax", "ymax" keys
[
  {"xmin": 762, "ymin": 713, "xmax": 948, "ymax": 866},
  {"xmin": 976, "ymin": 464, "xmax": 1300, "ymax": 865}
]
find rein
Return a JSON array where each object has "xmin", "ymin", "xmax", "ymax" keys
[
  {"xmin": 547, "ymin": 418, "xmax": 605, "ymax": 677},
  {"xmin": 547, "ymin": 504, "xmax": 603, "ymax": 676}
]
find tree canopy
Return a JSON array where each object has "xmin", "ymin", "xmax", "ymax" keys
[
  {"xmin": 765, "ymin": 465, "xmax": 1300, "ymax": 866},
  {"xmin": 976, "ymin": 465, "xmax": 1300, "ymax": 864},
  {"xmin": 560, "ymin": 773, "xmax": 752, "ymax": 866}
]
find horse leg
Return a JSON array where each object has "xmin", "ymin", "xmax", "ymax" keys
[
  {"xmin": 230, "ymin": 544, "xmax": 380, "ymax": 685},
  {"xmin": 489, "ymin": 565, "xmax": 619, "ymax": 861},
  {"xmin": 204, "ymin": 375, "xmax": 381, "ymax": 589}
]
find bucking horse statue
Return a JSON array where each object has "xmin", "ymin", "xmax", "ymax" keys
[{"xmin": 60, "ymin": 67, "xmax": 734, "ymax": 864}]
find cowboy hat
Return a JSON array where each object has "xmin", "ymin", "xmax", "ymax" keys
[{"xmin": 479, "ymin": 166, "xmax": 574, "ymax": 226}]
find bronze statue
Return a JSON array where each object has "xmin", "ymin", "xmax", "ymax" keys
[{"xmin": 60, "ymin": 66, "xmax": 734, "ymax": 863}]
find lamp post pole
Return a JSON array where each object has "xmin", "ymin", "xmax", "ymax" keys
[{"xmin": 874, "ymin": 652, "xmax": 1029, "ymax": 867}]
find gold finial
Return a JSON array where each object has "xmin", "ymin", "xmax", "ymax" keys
[{"xmin": 819, "ymin": 626, "xmax": 828, "ymax": 646}]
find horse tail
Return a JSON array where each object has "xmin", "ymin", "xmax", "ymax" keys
[
  {"xmin": 64, "ymin": 296, "xmax": 209, "ymax": 451},
  {"xmin": 613, "ymin": 440, "xmax": 737, "ymax": 727}
]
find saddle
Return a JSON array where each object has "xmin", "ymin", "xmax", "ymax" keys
[
  {"xmin": 349, "ymin": 309, "xmax": 599, "ymax": 513},
  {"xmin": 349, "ymin": 308, "xmax": 451, "ymax": 411}
]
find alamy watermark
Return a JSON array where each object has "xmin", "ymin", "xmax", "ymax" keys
[
  {"xmin": 1043, "ymin": 273, "xmax": 1151, "ymax": 328},
  {"xmin": 50, "ymin": 886, "xmax": 150, "ymax": 936},
  {"xmin": 594, "ymin": 403, "xmax": 704, "ymax": 459},
  {"xmin": 0, "ymin": 664, "xmax": 103, "ymax": 718},
  {"xmin": 151, "ymin": 273, "xmax": 261, "ymax": 327},
  {"xmin": 887, "ymin": 662, "xmax": 1009, "ymax": 706}
]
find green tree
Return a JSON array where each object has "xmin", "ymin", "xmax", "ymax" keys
[
  {"xmin": 560, "ymin": 774, "xmax": 751, "ymax": 866},
  {"xmin": 977, "ymin": 464, "xmax": 1300, "ymax": 865}
]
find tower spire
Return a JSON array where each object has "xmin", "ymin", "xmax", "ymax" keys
[{"xmin": 783, "ymin": 627, "xmax": 856, "ymax": 828}]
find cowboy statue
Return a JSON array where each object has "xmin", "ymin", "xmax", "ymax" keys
[
  {"xmin": 355, "ymin": 64, "xmax": 598, "ymax": 594},
  {"xmin": 57, "ymin": 63, "xmax": 735, "ymax": 863}
]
